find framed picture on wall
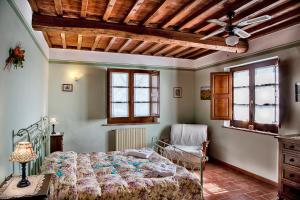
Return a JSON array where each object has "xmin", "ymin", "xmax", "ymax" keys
[
  {"xmin": 62, "ymin": 84, "xmax": 73, "ymax": 92},
  {"xmin": 173, "ymin": 87, "xmax": 182, "ymax": 98},
  {"xmin": 200, "ymin": 86, "xmax": 211, "ymax": 100},
  {"xmin": 296, "ymin": 82, "xmax": 300, "ymax": 102}
]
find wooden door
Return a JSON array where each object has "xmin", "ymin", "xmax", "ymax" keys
[{"xmin": 211, "ymin": 72, "xmax": 232, "ymax": 120}]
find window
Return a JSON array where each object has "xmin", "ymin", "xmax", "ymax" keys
[
  {"xmin": 211, "ymin": 58, "xmax": 280, "ymax": 133},
  {"xmin": 107, "ymin": 69, "xmax": 160, "ymax": 124},
  {"xmin": 230, "ymin": 59, "xmax": 279, "ymax": 133}
]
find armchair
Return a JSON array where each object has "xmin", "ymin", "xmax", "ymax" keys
[{"xmin": 163, "ymin": 124, "xmax": 209, "ymax": 169}]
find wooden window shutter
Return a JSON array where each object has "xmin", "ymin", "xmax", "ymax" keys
[{"xmin": 211, "ymin": 72, "xmax": 233, "ymax": 120}]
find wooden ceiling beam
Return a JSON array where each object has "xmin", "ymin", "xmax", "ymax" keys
[
  {"xmin": 144, "ymin": 0, "xmax": 168, "ymax": 27},
  {"xmin": 32, "ymin": 14, "xmax": 248, "ymax": 53},
  {"xmin": 179, "ymin": 0, "xmax": 232, "ymax": 31},
  {"xmin": 81, "ymin": 0, "xmax": 89, "ymax": 18},
  {"xmin": 162, "ymin": 0, "xmax": 206, "ymax": 30},
  {"xmin": 131, "ymin": 41, "xmax": 149, "ymax": 54},
  {"xmin": 60, "ymin": 32, "xmax": 66, "ymax": 48},
  {"xmin": 42, "ymin": 32, "xmax": 52, "ymax": 48},
  {"xmin": 140, "ymin": 0, "xmax": 167, "ymax": 26},
  {"xmin": 175, "ymin": 47, "xmax": 199, "ymax": 58},
  {"xmin": 91, "ymin": 35, "xmax": 101, "ymax": 51},
  {"xmin": 105, "ymin": 37, "xmax": 116, "ymax": 52},
  {"xmin": 165, "ymin": 46, "xmax": 188, "ymax": 57},
  {"xmin": 194, "ymin": 0, "xmax": 253, "ymax": 33},
  {"xmin": 142, "ymin": 43, "xmax": 164, "ymax": 55},
  {"xmin": 124, "ymin": 0, "xmax": 145, "ymax": 24},
  {"xmin": 153, "ymin": 45, "xmax": 176, "ymax": 56},
  {"xmin": 250, "ymin": 16, "xmax": 300, "ymax": 40},
  {"xmin": 77, "ymin": 34, "xmax": 82, "ymax": 50},
  {"xmin": 103, "ymin": 0, "xmax": 117, "ymax": 22},
  {"xmin": 28, "ymin": 0, "xmax": 39, "ymax": 13},
  {"xmin": 54, "ymin": 0, "xmax": 63, "ymax": 16},
  {"xmin": 118, "ymin": 39, "xmax": 132, "ymax": 53}
]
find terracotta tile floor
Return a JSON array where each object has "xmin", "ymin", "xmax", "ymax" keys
[{"xmin": 202, "ymin": 162, "xmax": 278, "ymax": 200}]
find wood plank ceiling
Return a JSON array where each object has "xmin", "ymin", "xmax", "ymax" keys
[{"xmin": 28, "ymin": 0, "xmax": 300, "ymax": 60}]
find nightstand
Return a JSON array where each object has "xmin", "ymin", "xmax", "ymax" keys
[
  {"xmin": 50, "ymin": 132, "xmax": 64, "ymax": 153},
  {"xmin": 0, "ymin": 174, "xmax": 51, "ymax": 200}
]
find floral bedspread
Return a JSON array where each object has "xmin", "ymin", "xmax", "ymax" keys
[{"xmin": 41, "ymin": 150, "xmax": 202, "ymax": 200}]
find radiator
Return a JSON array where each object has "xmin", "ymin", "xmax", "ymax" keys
[{"xmin": 115, "ymin": 128, "xmax": 147, "ymax": 151}]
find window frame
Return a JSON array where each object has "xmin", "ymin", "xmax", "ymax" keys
[
  {"xmin": 230, "ymin": 59, "xmax": 279, "ymax": 133},
  {"xmin": 107, "ymin": 68, "xmax": 160, "ymax": 124}
]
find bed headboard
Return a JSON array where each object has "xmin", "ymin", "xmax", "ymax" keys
[{"xmin": 12, "ymin": 116, "xmax": 50, "ymax": 176}]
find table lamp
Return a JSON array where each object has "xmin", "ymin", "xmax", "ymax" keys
[
  {"xmin": 50, "ymin": 117, "xmax": 57, "ymax": 134},
  {"xmin": 9, "ymin": 142, "xmax": 37, "ymax": 187}
]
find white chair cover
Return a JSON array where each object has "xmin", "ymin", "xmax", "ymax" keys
[{"xmin": 170, "ymin": 124, "xmax": 207, "ymax": 146}]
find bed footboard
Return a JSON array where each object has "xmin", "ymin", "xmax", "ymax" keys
[{"xmin": 152, "ymin": 137, "xmax": 204, "ymax": 199}]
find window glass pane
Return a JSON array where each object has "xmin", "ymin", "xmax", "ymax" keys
[
  {"xmin": 234, "ymin": 105, "xmax": 249, "ymax": 121},
  {"xmin": 255, "ymin": 85, "xmax": 278, "ymax": 105},
  {"xmin": 112, "ymin": 88, "xmax": 128, "ymax": 102},
  {"xmin": 255, "ymin": 66, "xmax": 279, "ymax": 125},
  {"xmin": 134, "ymin": 88, "xmax": 150, "ymax": 102},
  {"xmin": 233, "ymin": 70, "xmax": 249, "ymax": 87},
  {"xmin": 255, "ymin": 66, "xmax": 277, "ymax": 85},
  {"xmin": 234, "ymin": 88, "xmax": 249, "ymax": 104},
  {"xmin": 134, "ymin": 73, "xmax": 150, "ymax": 87},
  {"xmin": 152, "ymin": 75, "xmax": 158, "ymax": 87},
  {"xmin": 112, "ymin": 103, "xmax": 129, "ymax": 117},
  {"xmin": 134, "ymin": 103, "xmax": 150, "ymax": 117},
  {"xmin": 112, "ymin": 72, "xmax": 128, "ymax": 87},
  {"xmin": 151, "ymin": 103, "xmax": 159, "ymax": 115},
  {"xmin": 255, "ymin": 105, "xmax": 279, "ymax": 124},
  {"xmin": 151, "ymin": 88, "xmax": 159, "ymax": 102}
]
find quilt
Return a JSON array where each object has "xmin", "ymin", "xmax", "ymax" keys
[{"xmin": 41, "ymin": 150, "xmax": 202, "ymax": 200}]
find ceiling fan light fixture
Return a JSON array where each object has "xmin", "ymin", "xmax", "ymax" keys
[{"xmin": 225, "ymin": 35, "xmax": 239, "ymax": 46}]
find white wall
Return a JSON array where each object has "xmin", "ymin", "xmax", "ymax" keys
[
  {"xmin": 48, "ymin": 63, "xmax": 195, "ymax": 152},
  {"xmin": 194, "ymin": 45, "xmax": 300, "ymax": 182},
  {"xmin": 0, "ymin": 0, "xmax": 48, "ymax": 182},
  {"xmin": 49, "ymin": 48, "xmax": 193, "ymax": 70}
]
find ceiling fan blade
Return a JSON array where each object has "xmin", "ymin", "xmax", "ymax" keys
[
  {"xmin": 237, "ymin": 15, "xmax": 272, "ymax": 27},
  {"xmin": 233, "ymin": 28, "xmax": 251, "ymax": 39},
  {"xmin": 207, "ymin": 19, "xmax": 227, "ymax": 27},
  {"xmin": 201, "ymin": 27, "xmax": 226, "ymax": 40}
]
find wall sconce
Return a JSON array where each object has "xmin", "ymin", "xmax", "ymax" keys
[
  {"xmin": 74, "ymin": 75, "xmax": 81, "ymax": 82},
  {"xmin": 70, "ymin": 72, "xmax": 83, "ymax": 82}
]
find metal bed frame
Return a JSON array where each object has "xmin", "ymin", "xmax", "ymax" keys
[
  {"xmin": 12, "ymin": 116, "xmax": 50, "ymax": 176},
  {"xmin": 152, "ymin": 137, "xmax": 204, "ymax": 199}
]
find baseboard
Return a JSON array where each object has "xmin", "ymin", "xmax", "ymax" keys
[{"xmin": 210, "ymin": 157, "xmax": 278, "ymax": 187}]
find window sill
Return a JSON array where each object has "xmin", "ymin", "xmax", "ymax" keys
[
  {"xmin": 222, "ymin": 126, "xmax": 278, "ymax": 136},
  {"xmin": 102, "ymin": 122, "xmax": 160, "ymax": 126}
]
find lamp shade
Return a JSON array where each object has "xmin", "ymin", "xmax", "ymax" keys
[
  {"xmin": 9, "ymin": 142, "xmax": 37, "ymax": 163},
  {"xmin": 225, "ymin": 35, "xmax": 239, "ymax": 46}
]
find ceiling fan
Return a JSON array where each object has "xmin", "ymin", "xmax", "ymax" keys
[{"xmin": 201, "ymin": 11, "xmax": 272, "ymax": 46}]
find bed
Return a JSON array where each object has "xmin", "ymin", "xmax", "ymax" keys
[{"xmin": 11, "ymin": 118, "xmax": 203, "ymax": 200}]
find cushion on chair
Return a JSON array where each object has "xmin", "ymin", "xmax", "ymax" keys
[
  {"xmin": 170, "ymin": 124, "xmax": 207, "ymax": 146},
  {"xmin": 164, "ymin": 145, "xmax": 202, "ymax": 164}
]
